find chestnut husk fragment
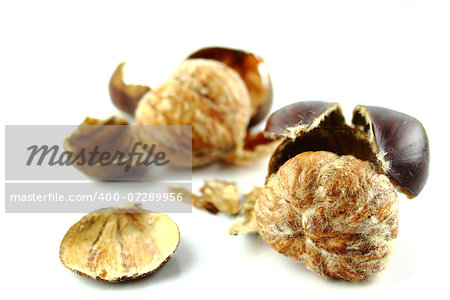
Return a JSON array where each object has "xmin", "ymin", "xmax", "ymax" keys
[
  {"xmin": 265, "ymin": 101, "xmax": 429, "ymax": 198},
  {"xmin": 109, "ymin": 62, "xmax": 151, "ymax": 115},
  {"xmin": 187, "ymin": 47, "xmax": 273, "ymax": 127}
]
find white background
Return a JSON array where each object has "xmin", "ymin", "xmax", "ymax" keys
[{"xmin": 1, "ymin": 0, "xmax": 449, "ymax": 299}]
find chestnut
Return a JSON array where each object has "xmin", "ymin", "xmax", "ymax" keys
[
  {"xmin": 109, "ymin": 46, "xmax": 273, "ymax": 129},
  {"xmin": 108, "ymin": 47, "xmax": 277, "ymax": 168},
  {"xmin": 254, "ymin": 101, "xmax": 429, "ymax": 281}
]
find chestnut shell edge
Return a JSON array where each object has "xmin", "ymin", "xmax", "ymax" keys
[
  {"xmin": 352, "ymin": 105, "xmax": 430, "ymax": 198},
  {"xmin": 264, "ymin": 101, "xmax": 346, "ymax": 139}
]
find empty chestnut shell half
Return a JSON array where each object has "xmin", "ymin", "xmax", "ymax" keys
[
  {"xmin": 187, "ymin": 47, "xmax": 273, "ymax": 127},
  {"xmin": 265, "ymin": 101, "xmax": 429, "ymax": 198}
]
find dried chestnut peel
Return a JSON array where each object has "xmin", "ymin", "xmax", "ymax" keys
[
  {"xmin": 59, "ymin": 203, "xmax": 180, "ymax": 282},
  {"xmin": 109, "ymin": 47, "xmax": 278, "ymax": 168},
  {"xmin": 223, "ymin": 131, "xmax": 281, "ymax": 165},
  {"xmin": 229, "ymin": 186, "xmax": 261, "ymax": 235},
  {"xmin": 169, "ymin": 180, "xmax": 240, "ymax": 215},
  {"xmin": 254, "ymin": 101, "xmax": 429, "ymax": 281}
]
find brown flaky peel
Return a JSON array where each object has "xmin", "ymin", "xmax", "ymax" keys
[
  {"xmin": 59, "ymin": 203, "xmax": 180, "ymax": 282},
  {"xmin": 228, "ymin": 186, "xmax": 261, "ymax": 235},
  {"xmin": 109, "ymin": 47, "xmax": 279, "ymax": 168},
  {"xmin": 198, "ymin": 180, "xmax": 241, "ymax": 215},
  {"xmin": 169, "ymin": 180, "xmax": 240, "ymax": 215},
  {"xmin": 224, "ymin": 132, "xmax": 281, "ymax": 165}
]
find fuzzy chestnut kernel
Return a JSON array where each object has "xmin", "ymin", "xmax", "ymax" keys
[
  {"xmin": 187, "ymin": 47, "xmax": 273, "ymax": 127},
  {"xmin": 255, "ymin": 151, "xmax": 399, "ymax": 281}
]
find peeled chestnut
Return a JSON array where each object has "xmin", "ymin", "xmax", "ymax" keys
[
  {"xmin": 255, "ymin": 101, "xmax": 429, "ymax": 280},
  {"xmin": 109, "ymin": 47, "xmax": 276, "ymax": 168}
]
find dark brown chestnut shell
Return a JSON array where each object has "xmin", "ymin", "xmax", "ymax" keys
[
  {"xmin": 352, "ymin": 105, "xmax": 430, "ymax": 198},
  {"xmin": 187, "ymin": 47, "xmax": 273, "ymax": 127},
  {"xmin": 265, "ymin": 101, "xmax": 429, "ymax": 198}
]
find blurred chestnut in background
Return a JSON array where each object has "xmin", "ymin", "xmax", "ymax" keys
[{"xmin": 109, "ymin": 47, "xmax": 277, "ymax": 168}]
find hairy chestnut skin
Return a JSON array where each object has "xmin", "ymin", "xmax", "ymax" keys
[
  {"xmin": 187, "ymin": 47, "xmax": 273, "ymax": 127},
  {"xmin": 255, "ymin": 151, "xmax": 399, "ymax": 281}
]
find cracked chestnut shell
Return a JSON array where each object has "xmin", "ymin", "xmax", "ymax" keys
[{"xmin": 265, "ymin": 101, "xmax": 429, "ymax": 198}]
